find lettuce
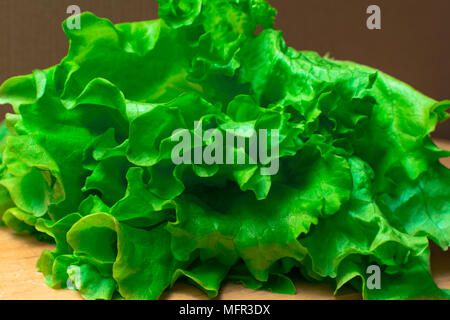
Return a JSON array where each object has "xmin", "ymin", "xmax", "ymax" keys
[{"xmin": 0, "ymin": 0, "xmax": 449, "ymax": 300}]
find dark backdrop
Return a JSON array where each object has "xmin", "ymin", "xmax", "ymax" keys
[{"xmin": 1, "ymin": 0, "xmax": 449, "ymax": 138}]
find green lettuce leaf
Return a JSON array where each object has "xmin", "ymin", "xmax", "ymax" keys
[{"xmin": 0, "ymin": 0, "xmax": 448, "ymax": 300}]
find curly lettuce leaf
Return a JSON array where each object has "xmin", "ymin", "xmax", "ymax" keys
[{"xmin": 0, "ymin": 0, "xmax": 448, "ymax": 300}]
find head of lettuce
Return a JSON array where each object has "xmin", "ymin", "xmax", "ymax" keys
[{"xmin": 0, "ymin": 0, "xmax": 449, "ymax": 300}]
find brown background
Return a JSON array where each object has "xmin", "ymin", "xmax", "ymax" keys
[{"xmin": 0, "ymin": 0, "xmax": 449, "ymax": 138}]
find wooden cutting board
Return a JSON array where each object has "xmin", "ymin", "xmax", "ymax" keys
[{"xmin": 0, "ymin": 140, "xmax": 449, "ymax": 300}]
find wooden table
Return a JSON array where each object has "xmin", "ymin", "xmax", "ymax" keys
[{"xmin": 0, "ymin": 140, "xmax": 449, "ymax": 300}]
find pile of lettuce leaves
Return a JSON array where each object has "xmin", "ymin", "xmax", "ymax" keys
[{"xmin": 0, "ymin": 0, "xmax": 449, "ymax": 300}]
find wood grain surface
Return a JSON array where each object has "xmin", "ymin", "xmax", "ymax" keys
[{"xmin": 0, "ymin": 140, "xmax": 449, "ymax": 300}]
